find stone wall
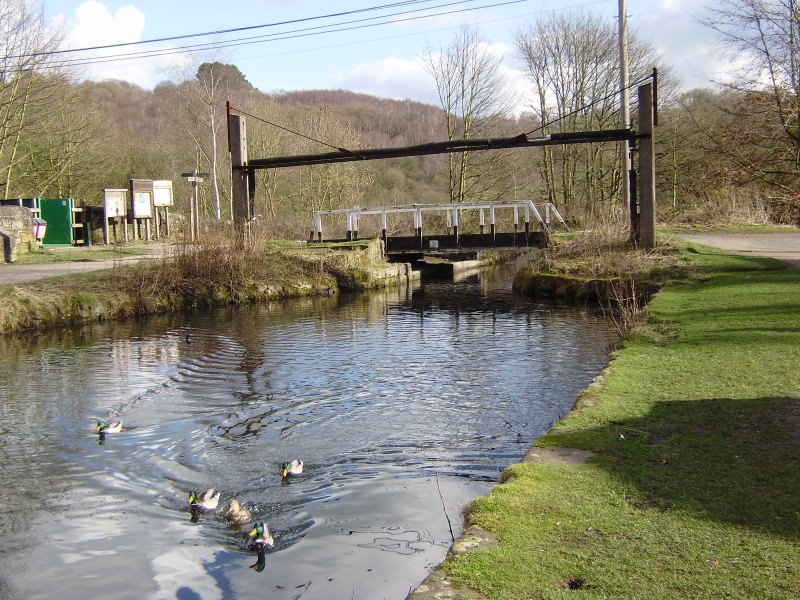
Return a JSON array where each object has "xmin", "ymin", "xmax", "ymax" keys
[{"xmin": 0, "ymin": 206, "xmax": 36, "ymax": 262}]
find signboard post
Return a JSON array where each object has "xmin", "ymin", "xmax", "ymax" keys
[
  {"xmin": 181, "ymin": 170, "xmax": 208, "ymax": 242},
  {"xmin": 130, "ymin": 179, "xmax": 154, "ymax": 241},
  {"xmin": 153, "ymin": 179, "xmax": 174, "ymax": 239},
  {"xmin": 102, "ymin": 188, "xmax": 128, "ymax": 244}
]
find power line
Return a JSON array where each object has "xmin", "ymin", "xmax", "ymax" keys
[
  {"xmin": 4, "ymin": 0, "xmax": 448, "ymax": 60},
  {"xmin": 38, "ymin": 0, "xmax": 486, "ymax": 69},
  {"xmin": 51, "ymin": 0, "xmax": 610, "ymax": 81},
  {"xmin": 39, "ymin": 0, "xmax": 527, "ymax": 70}
]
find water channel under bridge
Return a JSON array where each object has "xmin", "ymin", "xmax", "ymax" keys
[{"xmin": 310, "ymin": 200, "xmax": 568, "ymax": 259}]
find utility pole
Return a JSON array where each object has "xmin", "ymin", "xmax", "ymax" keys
[{"xmin": 618, "ymin": 0, "xmax": 631, "ymax": 216}]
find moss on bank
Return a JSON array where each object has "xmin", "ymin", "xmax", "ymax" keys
[{"xmin": 0, "ymin": 239, "xmax": 408, "ymax": 334}]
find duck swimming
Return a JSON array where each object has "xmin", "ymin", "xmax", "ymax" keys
[
  {"xmin": 225, "ymin": 499, "xmax": 252, "ymax": 524},
  {"xmin": 96, "ymin": 420, "xmax": 122, "ymax": 434},
  {"xmin": 281, "ymin": 460, "xmax": 303, "ymax": 478},
  {"xmin": 188, "ymin": 489, "xmax": 221, "ymax": 510},
  {"xmin": 248, "ymin": 522, "xmax": 274, "ymax": 550}
]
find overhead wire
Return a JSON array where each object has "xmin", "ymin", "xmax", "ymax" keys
[
  {"xmin": 24, "ymin": 0, "xmax": 491, "ymax": 69},
  {"xmin": 4, "ymin": 0, "xmax": 449, "ymax": 59},
  {"xmin": 32, "ymin": 0, "xmax": 612, "ymax": 71}
]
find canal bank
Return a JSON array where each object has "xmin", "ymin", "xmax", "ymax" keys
[
  {"xmin": 0, "ymin": 239, "xmax": 418, "ymax": 334},
  {"xmin": 409, "ymin": 236, "xmax": 800, "ymax": 599}
]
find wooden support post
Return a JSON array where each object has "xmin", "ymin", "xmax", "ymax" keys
[
  {"xmin": 637, "ymin": 82, "xmax": 656, "ymax": 249},
  {"xmin": 103, "ymin": 213, "xmax": 109, "ymax": 245},
  {"xmin": 524, "ymin": 204, "xmax": 530, "ymax": 242},
  {"xmin": 415, "ymin": 208, "xmax": 422, "ymax": 247},
  {"xmin": 188, "ymin": 195, "xmax": 196, "ymax": 241},
  {"xmin": 381, "ymin": 210, "xmax": 387, "ymax": 245},
  {"xmin": 479, "ymin": 208, "xmax": 485, "ymax": 234},
  {"xmin": 228, "ymin": 111, "xmax": 250, "ymax": 243},
  {"xmin": 452, "ymin": 206, "xmax": 459, "ymax": 245},
  {"xmin": 193, "ymin": 186, "xmax": 200, "ymax": 241},
  {"xmin": 513, "ymin": 206, "xmax": 519, "ymax": 240},
  {"xmin": 490, "ymin": 206, "xmax": 496, "ymax": 243}
]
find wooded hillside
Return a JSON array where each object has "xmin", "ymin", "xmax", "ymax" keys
[{"xmin": 2, "ymin": 1, "xmax": 798, "ymax": 239}]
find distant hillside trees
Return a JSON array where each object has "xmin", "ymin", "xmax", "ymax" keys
[{"xmin": 2, "ymin": 5, "xmax": 798, "ymax": 233}]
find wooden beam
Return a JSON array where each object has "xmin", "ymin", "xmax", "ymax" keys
[{"xmin": 245, "ymin": 129, "xmax": 635, "ymax": 170}]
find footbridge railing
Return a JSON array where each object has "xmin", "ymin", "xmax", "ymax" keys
[{"xmin": 310, "ymin": 200, "xmax": 568, "ymax": 252}]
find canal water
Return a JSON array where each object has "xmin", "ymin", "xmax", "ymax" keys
[{"xmin": 0, "ymin": 265, "xmax": 615, "ymax": 600}]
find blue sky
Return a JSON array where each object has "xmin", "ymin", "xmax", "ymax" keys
[{"xmin": 44, "ymin": 0, "xmax": 727, "ymax": 110}]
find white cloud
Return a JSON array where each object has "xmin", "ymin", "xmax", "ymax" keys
[
  {"xmin": 328, "ymin": 56, "xmax": 439, "ymax": 104},
  {"xmin": 56, "ymin": 1, "xmax": 189, "ymax": 88},
  {"xmin": 633, "ymin": 0, "xmax": 725, "ymax": 90},
  {"xmin": 329, "ymin": 43, "xmax": 535, "ymax": 118}
]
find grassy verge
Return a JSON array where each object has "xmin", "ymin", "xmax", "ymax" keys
[
  {"xmin": 445, "ymin": 243, "xmax": 799, "ymax": 599},
  {"xmin": 13, "ymin": 244, "xmax": 157, "ymax": 263},
  {"xmin": 0, "ymin": 238, "xmax": 402, "ymax": 334}
]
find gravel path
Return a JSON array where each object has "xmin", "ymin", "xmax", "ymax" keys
[{"xmin": 676, "ymin": 232, "xmax": 800, "ymax": 269}]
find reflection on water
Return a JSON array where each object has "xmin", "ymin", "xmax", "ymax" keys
[{"xmin": 0, "ymin": 265, "xmax": 615, "ymax": 599}]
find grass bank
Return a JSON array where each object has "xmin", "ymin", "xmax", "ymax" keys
[
  {"xmin": 441, "ymin": 242, "xmax": 799, "ymax": 599},
  {"xmin": 0, "ymin": 238, "xmax": 406, "ymax": 334}
]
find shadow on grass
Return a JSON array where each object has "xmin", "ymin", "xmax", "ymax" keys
[{"xmin": 548, "ymin": 396, "xmax": 800, "ymax": 540}]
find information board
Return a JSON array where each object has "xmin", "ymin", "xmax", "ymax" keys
[
  {"xmin": 153, "ymin": 180, "xmax": 174, "ymax": 207},
  {"xmin": 130, "ymin": 179, "xmax": 154, "ymax": 219},
  {"xmin": 103, "ymin": 189, "xmax": 127, "ymax": 217}
]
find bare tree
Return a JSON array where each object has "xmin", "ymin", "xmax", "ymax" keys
[
  {"xmin": 0, "ymin": 0, "xmax": 63, "ymax": 197},
  {"xmin": 515, "ymin": 11, "xmax": 663, "ymax": 221},
  {"xmin": 292, "ymin": 106, "xmax": 373, "ymax": 221},
  {"xmin": 424, "ymin": 25, "xmax": 517, "ymax": 205},
  {"xmin": 702, "ymin": 0, "xmax": 800, "ymax": 195}
]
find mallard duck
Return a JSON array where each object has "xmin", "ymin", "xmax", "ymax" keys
[
  {"xmin": 248, "ymin": 522, "xmax": 274, "ymax": 550},
  {"xmin": 281, "ymin": 460, "xmax": 303, "ymax": 478},
  {"xmin": 96, "ymin": 420, "xmax": 122, "ymax": 434},
  {"xmin": 225, "ymin": 499, "xmax": 252, "ymax": 524},
  {"xmin": 188, "ymin": 489, "xmax": 220, "ymax": 510}
]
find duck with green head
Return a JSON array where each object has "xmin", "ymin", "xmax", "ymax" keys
[
  {"xmin": 96, "ymin": 420, "xmax": 122, "ymax": 434},
  {"xmin": 248, "ymin": 522, "xmax": 274, "ymax": 551},
  {"xmin": 188, "ymin": 489, "xmax": 221, "ymax": 510},
  {"xmin": 281, "ymin": 460, "xmax": 303, "ymax": 478}
]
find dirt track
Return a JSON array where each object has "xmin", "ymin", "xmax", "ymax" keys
[{"xmin": 677, "ymin": 232, "xmax": 800, "ymax": 269}]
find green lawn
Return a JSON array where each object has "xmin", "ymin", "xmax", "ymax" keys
[
  {"xmin": 446, "ymin": 244, "xmax": 800, "ymax": 599},
  {"xmin": 13, "ymin": 244, "xmax": 158, "ymax": 264}
]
